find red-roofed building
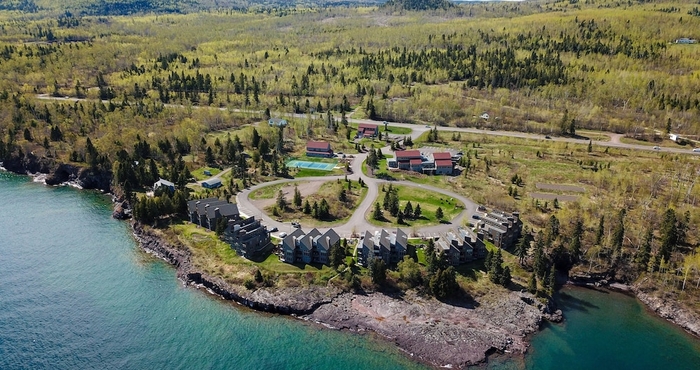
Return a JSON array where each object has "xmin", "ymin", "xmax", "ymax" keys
[
  {"xmin": 432, "ymin": 152, "xmax": 452, "ymax": 160},
  {"xmin": 357, "ymin": 123, "xmax": 379, "ymax": 138},
  {"xmin": 306, "ymin": 141, "xmax": 333, "ymax": 158},
  {"xmin": 395, "ymin": 150, "xmax": 422, "ymax": 170},
  {"xmin": 435, "ymin": 159, "xmax": 454, "ymax": 175},
  {"xmin": 409, "ymin": 158, "xmax": 423, "ymax": 172}
]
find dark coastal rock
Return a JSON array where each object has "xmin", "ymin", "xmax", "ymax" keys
[
  {"xmin": 2, "ymin": 152, "xmax": 55, "ymax": 174},
  {"xmin": 307, "ymin": 290, "xmax": 544, "ymax": 368},
  {"xmin": 633, "ymin": 287, "xmax": 700, "ymax": 338},
  {"xmin": 2, "ymin": 153, "xmax": 112, "ymax": 192},
  {"xmin": 112, "ymin": 202, "xmax": 131, "ymax": 219},
  {"xmin": 131, "ymin": 223, "xmax": 340, "ymax": 315}
]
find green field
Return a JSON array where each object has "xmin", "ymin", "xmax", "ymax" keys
[{"xmin": 369, "ymin": 184, "xmax": 465, "ymax": 227}]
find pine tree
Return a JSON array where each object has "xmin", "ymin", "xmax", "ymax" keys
[
  {"xmin": 636, "ymin": 227, "xmax": 653, "ymax": 269},
  {"xmin": 527, "ymin": 273, "xmax": 537, "ymax": 294},
  {"xmin": 293, "ymin": 186, "xmax": 302, "ymax": 208},
  {"xmin": 403, "ymin": 201, "xmax": 413, "ymax": 219},
  {"xmin": 659, "ymin": 208, "xmax": 678, "ymax": 262},
  {"xmin": 570, "ymin": 219, "xmax": 583, "ymax": 262},
  {"xmin": 595, "ymin": 215, "xmax": 605, "ymax": 245},
  {"xmin": 276, "ymin": 190, "xmax": 287, "ymax": 211},
  {"xmin": 372, "ymin": 202, "xmax": 383, "ymax": 220},
  {"xmin": 435, "ymin": 207, "xmax": 444, "ymax": 221},
  {"xmin": 515, "ymin": 233, "xmax": 530, "ymax": 265},
  {"xmin": 546, "ymin": 265, "xmax": 557, "ymax": 295},
  {"xmin": 413, "ymin": 204, "xmax": 422, "ymax": 219},
  {"xmin": 303, "ymin": 199, "xmax": 311, "ymax": 214}
]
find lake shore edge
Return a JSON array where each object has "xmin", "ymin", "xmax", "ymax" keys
[{"xmin": 132, "ymin": 221, "xmax": 561, "ymax": 368}]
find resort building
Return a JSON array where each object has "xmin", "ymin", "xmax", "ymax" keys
[
  {"xmin": 357, "ymin": 123, "xmax": 379, "ymax": 138},
  {"xmin": 187, "ymin": 198, "xmax": 240, "ymax": 231},
  {"xmin": 306, "ymin": 141, "xmax": 334, "ymax": 158},
  {"xmin": 357, "ymin": 228, "xmax": 408, "ymax": 266},
  {"xmin": 226, "ymin": 217, "xmax": 271, "ymax": 259},
  {"xmin": 436, "ymin": 228, "xmax": 486, "ymax": 265},
  {"xmin": 391, "ymin": 150, "xmax": 454, "ymax": 175},
  {"xmin": 478, "ymin": 211, "xmax": 522, "ymax": 249},
  {"xmin": 281, "ymin": 228, "xmax": 341, "ymax": 265}
]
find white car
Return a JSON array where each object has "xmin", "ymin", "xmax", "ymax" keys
[
  {"xmin": 693, "ymin": 148, "xmax": 700, "ymax": 152},
  {"xmin": 278, "ymin": 232, "xmax": 287, "ymax": 238},
  {"xmin": 653, "ymin": 146, "xmax": 660, "ymax": 150}
]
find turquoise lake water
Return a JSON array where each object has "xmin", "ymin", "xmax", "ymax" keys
[{"xmin": 1, "ymin": 170, "xmax": 699, "ymax": 369}]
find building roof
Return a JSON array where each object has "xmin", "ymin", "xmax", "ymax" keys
[
  {"xmin": 432, "ymin": 152, "xmax": 452, "ymax": 160},
  {"xmin": 307, "ymin": 141, "xmax": 331, "ymax": 150},
  {"xmin": 269, "ymin": 117, "xmax": 287, "ymax": 125},
  {"xmin": 435, "ymin": 159, "xmax": 453, "ymax": 167},
  {"xmin": 202, "ymin": 178, "xmax": 222, "ymax": 187},
  {"xmin": 205, "ymin": 203, "xmax": 239, "ymax": 219},
  {"xmin": 187, "ymin": 197, "xmax": 221, "ymax": 213},
  {"xmin": 316, "ymin": 229, "xmax": 340, "ymax": 252},
  {"xmin": 395, "ymin": 150, "xmax": 421, "ymax": 158},
  {"xmin": 154, "ymin": 178, "xmax": 175, "ymax": 188},
  {"xmin": 409, "ymin": 159, "xmax": 422, "ymax": 165},
  {"xmin": 358, "ymin": 123, "xmax": 378, "ymax": 130},
  {"xmin": 196, "ymin": 200, "xmax": 228, "ymax": 215}
]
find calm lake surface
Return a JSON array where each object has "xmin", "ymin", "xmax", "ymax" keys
[{"xmin": 1, "ymin": 171, "xmax": 699, "ymax": 369}]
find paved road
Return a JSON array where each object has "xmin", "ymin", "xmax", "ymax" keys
[{"xmin": 36, "ymin": 94, "xmax": 699, "ymax": 156}]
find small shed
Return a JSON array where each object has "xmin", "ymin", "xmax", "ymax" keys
[{"xmin": 202, "ymin": 178, "xmax": 222, "ymax": 189}]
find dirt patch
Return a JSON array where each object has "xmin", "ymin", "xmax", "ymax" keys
[
  {"xmin": 251, "ymin": 181, "xmax": 325, "ymax": 210},
  {"xmin": 529, "ymin": 192, "xmax": 579, "ymax": 202},
  {"xmin": 535, "ymin": 183, "xmax": 586, "ymax": 193}
]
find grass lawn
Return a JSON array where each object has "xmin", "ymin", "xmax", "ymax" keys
[
  {"xmin": 362, "ymin": 154, "xmax": 394, "ymax": 178},
  {"xmin": 368, "ymin": 184, "xmax": 465, "ymax": 227},
  {"xmin": 191, "ymin": 167, "xmax": 222, "ymax": 181},
  {"xmin": 268, "ymin": 179, "xmax": 368, "ymax": 227},
  {"xmin": 619, "ymin": 136, "xmax": 660, "ymax": 146},
  {"xmin": 167, "ymin": 223, "xmax": 338, "ymax": 285}
]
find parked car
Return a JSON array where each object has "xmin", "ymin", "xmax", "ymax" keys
[
  {"xmin": 278, "ymin": 232, "xmax": 287, "ymax": 238},
  {"xmin": 472, "ymin": 214, "xmax": 481, "ymax": 220},
  {"xmin": 291, "ymin": 222, "xmax": 301, "ymax": 228},
  {"xmin": 693, "ymin": 148, "xmax": 700, "ymax": 152},
  {"xmin": 653, "ymin": 146, "xmax": 660, "ymax": 150},
  {"xmin": 425, "ymin": 125, "xmax": 431, "ymax": 128},
  {"xmin": 544, "ymin": 135, "xmax": 551, "ymax": 139},
  {"xmin": 269, "ymin": 227, "xmax": 278, "ymax": 233}
]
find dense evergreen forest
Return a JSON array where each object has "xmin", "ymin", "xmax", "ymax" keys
[{"xmin": 0, "ymin": 0, "xmax": 698, "ymax": 310}]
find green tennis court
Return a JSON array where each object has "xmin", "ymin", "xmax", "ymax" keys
[{"xmin": 287, "ymin": 160, "xmax": 336, "ymax": 171}]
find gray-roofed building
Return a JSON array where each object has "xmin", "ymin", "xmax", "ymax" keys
[
  {"xmin": 479, "ymin": 211, "xmax": 522, "ymax": 249},
  {"xmin": 225, "ymin": 217, "xmax": 270, "ymax": 259},
  {"xmin": 281, "ymin": 228, "xmax": 340, "ymax": 265},
  {"xmin": 153, "ymin": 178, "xmax": 175, "ymax": 192},
  {"xmin": 187, "ymin": 198, "xmax": 240, "ymax": 231},
  {"xmin": 357, "ymin": 228, "xmax": 408, "ymax": 266}
]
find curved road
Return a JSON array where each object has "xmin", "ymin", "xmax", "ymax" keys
[{"xmin": 236, "ymin": 126, "xmax": 479, "ymax": 239}]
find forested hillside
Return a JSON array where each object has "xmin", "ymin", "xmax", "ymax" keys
[{"xmin": 0, "ymin": 0, "xmax": 698, "ymax": 312}]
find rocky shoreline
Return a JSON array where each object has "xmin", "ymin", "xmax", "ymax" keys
[
  {"xmin": 132, "ymin": 222, "xmax": 560, "ymax": 368},
  {"xmin": 568, "ymin": 273, "xmax": 700, "ymax": 339},
  {"xmin": 3, "ymin": 156, "xmax": 698, "ymax": 366}
]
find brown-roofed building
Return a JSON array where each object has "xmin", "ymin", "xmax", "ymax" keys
[
  {"xmin": 306, "ymin": 141, "xmax": 334, "ymax": 158},
  {"xmin": 432, "ymin": 152, "xmax": 452, "ymax": 160},
  {"xmin": 396, "ymin": 150, "xmax": 422, "ymax": 170},
  {"xmin": 357, "ymin": 123, "xmax": 379, "ymax": 138},
  {"xmin": 435, "ymin": 159, "xmax": 453, "ymax": 175}
]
